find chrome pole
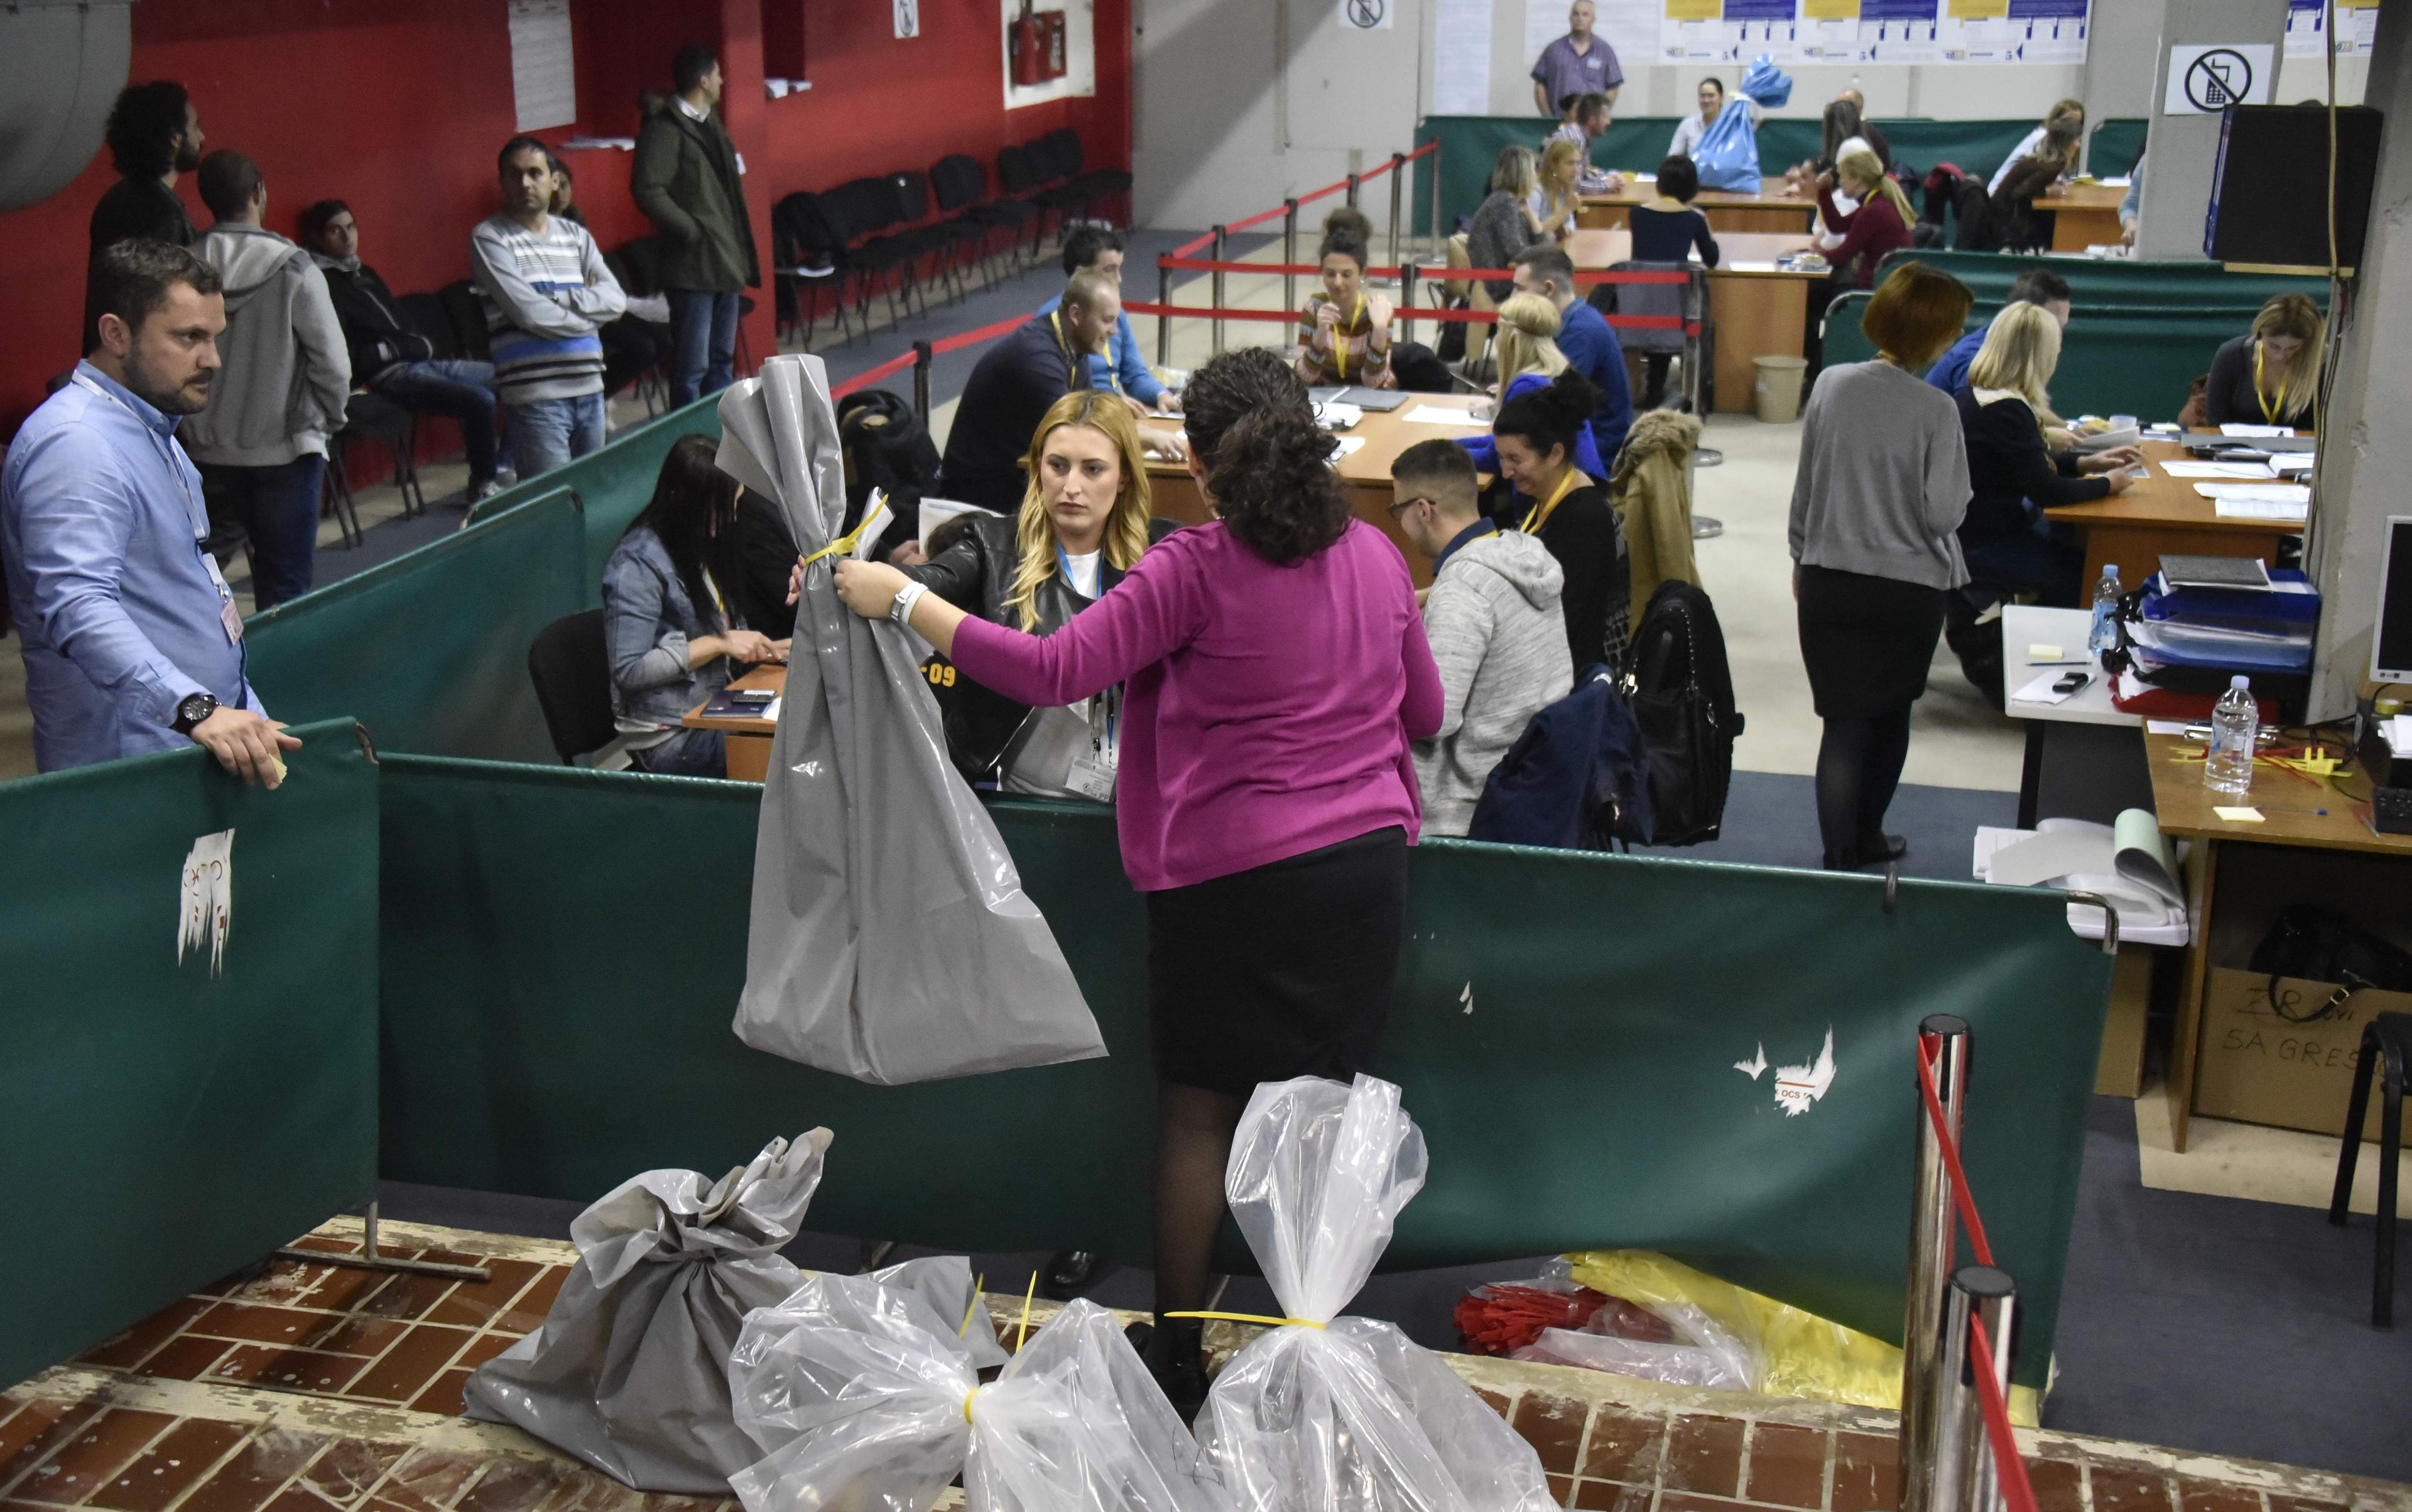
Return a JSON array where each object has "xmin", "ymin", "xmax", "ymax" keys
[
  {"xmin": 1926, "ymin": 1261, "xmax": 1977, "ymax": 1512},
  {"xmin": 1429, "ymin": 142, "xmax": 1444, "ymax": 253},
  {"xmin": 1156, "ymin": 256, "xmax": 1172, "ymax": 366},
  {"xmin": 1954, "ymin": 1268, "xmax": 2019, "ymax": 1512},
  {"xmin": 1386, "ymin": 153, "xmax": 1406, "ymax": 268},
  {"xmin": 1347, "ymin": 171, "xmax": 1361, "ymax": 210},
  {"xmin": 1283, "ymin": 198, "xmax": 1300, "ymax": 318},
  {"xmin": 912, "ymin": 339, "xmax": 933, "ymax": 419},
  {"xmin": 1210, "ymin": 224, "xmax": 1228, "ymax": 356},
  {"xmin": 1901, "ymin": 1014, "xmax": 1970, "ymax": 1512}
]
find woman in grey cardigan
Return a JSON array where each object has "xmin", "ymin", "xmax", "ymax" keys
[
  {"xmin": 1788, "ymin": 262, "xmax": 1972, "ymax": 871},
  {"xmin": 1466, "ymin": 146, "xmax": 1547, "ymax": 304}
]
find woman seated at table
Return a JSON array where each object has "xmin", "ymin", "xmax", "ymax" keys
[
  {"xmin": 602, "ymin": 434, "xmax": 789, "ymax": 778},
  {"xmin": 1987, "ymin": 119, "xmax": 2081, "ymax": 253},
  {"xmin": 2205, "ymin": 293, "xmax": 2324, "ymax": 432},
  {"xmin": 1490, "ymin": 369, "xmax": 1629, "ymax": 670},
  {"xmin": 1457, "ymin": 294, "xmax": 1607, "ymax": 478},
  {"xmin": 1296, "ymin": 207, "xmax": 1396, "ymax": 388},
  {"xmin": 1953, "ymin": 302, "xmax": 2141, "ymax": 607},
  {"xmin": 1989, "ymin": 97, "xmax": 2086, "ymax": 195},
  {"xmin": 1808, "ymin": 146, "xmax": 1915, "ymax": 366},
  {"xmin": 1533, "ymin": 138, "xmax": 1584, "ymax": 244},
  {"xmin": 1786, "ymin": 97, "xmax": 1891, "ymax": 194},
  {"xmin": 1629, "ymin": 155, "xmax": 1720, "ymax": 268},
  {"xmin": 903, "ymin": 390, "xmax": 1176, "ymax": 795},
  {"xmin": 1466, "ymin": 146, "xmax": 1548, "ymax": 306},
  {"xmin": 1668, "ymin": 76, "xmax": 1764, "ymax": 160}
]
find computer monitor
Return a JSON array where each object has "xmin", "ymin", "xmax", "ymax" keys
[{"xmin": 2374, "ymin": 516, "xmax": 2412, "ymax": 683}]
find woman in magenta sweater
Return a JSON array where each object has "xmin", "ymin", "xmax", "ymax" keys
[{"xmin": 833, "ymin": 346, "xmax": 1443, "ymax": 1410}]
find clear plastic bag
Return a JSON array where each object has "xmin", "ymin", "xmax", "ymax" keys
[
  {"xmin": 717, "ymin": 354, "xmax": 1106, "ymax": 1085},
  {"xmin": 729, "ymin": 1278, "xmax": 1228, "ymax": 1512},
  {"xmin": 1195, "ymin": 1075, "xmax": 1556, "ymax": 1512},
  {"xmin": 464, "ymin": 1131, "xmax": 833, "ymax": 1494}
]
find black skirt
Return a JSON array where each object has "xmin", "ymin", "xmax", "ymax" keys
[
  {"xmin": 1145, "ymin": 827, "xmax": 1410, "ymax": 1097},
  {"xmin": 1796, "ymin": 564, "xmax": 1947, "ymax": 720}
]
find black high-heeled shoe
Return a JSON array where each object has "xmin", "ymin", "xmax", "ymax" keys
[
  {"xmin": 1856, "ymin": 832, "xmax": 1908, "ymax": 863},
  {"xmin": 1126, "ymin": 1319, "xmax": 1210, "ymax": 1423}
]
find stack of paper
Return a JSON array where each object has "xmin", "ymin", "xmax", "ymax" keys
[
  {"xmin": 2193, "ymin": 481, "xmax": 2310, "ymax": 522},
  {"xmin": 1972, "ymin": 810, "xmax": 2191, "ymax": 945},
  {"xmin": 1399, "ymin": 405, "xmax": 1487, "ymax": 426},
  {"xmin": 2159, "ymin": 460, "xmax": 2276, "ymax": 480},
  {"xmin": 2219, "ymin": 423, "xmax": 2295, "ymax": 438},
  {"xmin": 2384, "ymin": 714, "xmax": 2412, "ymax": 758}
]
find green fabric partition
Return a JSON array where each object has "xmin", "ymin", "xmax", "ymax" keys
[
  {"xmin": 474, "ymin": 395, "xmax": 723, "ymax": 590},
  {"xmin": 2089, "ymin": 119, "xmax": 2147, "ymax": 178},
  {"xmin": 0, "ymin": 721, "xmax": 380, "ymax": 1388},
  {"xmin": 377, "ymin": 757, "xmax": 2109, "ymax": 1388},
  {"xmin": 244, "ymin": 489, "xmax": 589, "ymax": 763}
]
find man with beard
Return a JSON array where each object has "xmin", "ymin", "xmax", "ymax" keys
[
  {"xmin": 85, "ymin": 81, "xmax": 206, "ymax": 352},
  {"xmin": 2, "ymin": 240, "xmax": 299, "ymax": 785}
]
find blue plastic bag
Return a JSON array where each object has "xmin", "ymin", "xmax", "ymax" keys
[
  {"xmin": 1739, "ymin": 53, "xmax": 1793, "ymax": 108},
  {"xmin": 1692, "ymin": 54, "xmax": 1791, "ymax": 193}
]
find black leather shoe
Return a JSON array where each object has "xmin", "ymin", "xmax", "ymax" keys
[{"xmin": 1041, "ymin": 1248, "xmax": 1097, "ymax": 1300}]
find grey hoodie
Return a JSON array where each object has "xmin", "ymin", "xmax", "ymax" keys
[
  {"xmin": 184, "ymin": 222, "xmax": 351, "ymax": 467},
  {"xmin": 1413, "ymin": 528, "xmax": 1577, "ymax": 837}
]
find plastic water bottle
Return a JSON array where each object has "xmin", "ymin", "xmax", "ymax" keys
[
  {"xmin": 2088, "ymin": 564, "xmax": 2121, "ymax": 656},
  {"xmin": 2205, "ymin": 676, "xmax": 2259, "ymax": 796}
]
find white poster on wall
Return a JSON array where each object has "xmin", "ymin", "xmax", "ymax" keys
[
  {"xmin": 508, "ymin": 0, "xmax": 576, "ymax": 133},
  {"xmin": 2163, "ymin": 42, "xmax": 2274, "ymax": 114},
  {"xmin": 1937, "ymin": 0, "xmax": 2088, "ymax": 63},
  {"xmin": 2288, "ymin": 0, "xmax": 2381, "ymax": 57},
  {"xmin": 1434, "ymin": 0, "xmax": 1495, "ymax": 112},
  {"xmin": 1856, "ymin": 0, "xmax": 1940, "ymax": 62},
  {"xmin": 896, "ymin": 0, "xmax": 920, "ymax": 40},
  {"xmin": 1338, "ymin": 0, "xmax": 1396, "ymax": 28},
  {"xmin": 1799, "ymin": 0, "xmax": 1863, "ymax": 61},
  {"xmin": 1001, "ymin": 0, "xmax": 1096, "ymax": 109}
]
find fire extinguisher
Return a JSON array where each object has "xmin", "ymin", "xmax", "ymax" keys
[{"xmin": 1011, "ymin": 0, "xmax": 1048, "ymax": 86}]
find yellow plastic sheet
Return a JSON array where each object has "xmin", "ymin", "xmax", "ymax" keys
[{"xmin": 1564, "ymin": 1251, "xmax": 2039, "ymax": 1425}]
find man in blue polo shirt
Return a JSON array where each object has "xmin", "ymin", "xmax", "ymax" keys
[
  {"xmin": 1035, "ymin": 224, "xmax": 1175, "ymax": 414},
  {"xmin": 2, "ymin": 240, "xmax": 298, "ymax": 784},
  {"xmin": 1531, "ymin": 1, "xmax": 1623, "ymax": 116},
  {"xmin": 1511, "ymin": 244, "xmax": 1634, "ymax": 464}
]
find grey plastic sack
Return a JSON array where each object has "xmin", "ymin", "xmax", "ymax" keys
[
  {"xmin": 463, "ymin": 1130, "xmax": 833, "ymax": 1494},
  {"xmin": 716, "ymin": 355, "xmax": 1104, "ymax": 1085}
]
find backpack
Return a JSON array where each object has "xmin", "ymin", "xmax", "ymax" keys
[
  {"xmin": 1621, "ymin": 581, "xmax": 1742, "ymax": 847},
  {"xmin": 835, "ymin": 389, "xmax": 942, "ymax": 554},
  {"xmin": 1467, "ymin": 666, "xmax": 1653, "ymax": 851}
]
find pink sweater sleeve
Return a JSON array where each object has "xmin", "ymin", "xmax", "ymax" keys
[
  {"xmin": 1401, "ymin": 610, "xmax": 1444, "ymax": 740},
  {"xmin": 947, "ymin": 538, "xmax": 1205, "ymax": 706}
]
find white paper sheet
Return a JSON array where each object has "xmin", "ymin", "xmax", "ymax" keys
[
  {"xmin": 2158, "ymin": 460, "xmax": 2278, "ymax": 479},
  {"xmin": 2193, "ymin": 482, "xmax": 2310, "ymax": 504},
  {"xmin": 508, "ymin": 0, "xmax": 577, "ymax": 132},
  {"xmin": 1329, "ymin": 436, "xmax": 1367, "ymax": 462},
  {"xmin": 2219, "ymin": 422, "xmax": 2295, "ymax": 437},
  {"xmin": 2214, "ymin": 499, "xmax": 2311, "ymax": 522},
  {"xmin": 1434, "ymin": 0, "xmax": 1494, "ymax": 114},
  {"xmin": 1399, "ymin": 405, "xmax": 1488, "ymax": 425},
  {"xmin": 2011, "ymin": 670, "xmax": 2076, "ymax": 705}
]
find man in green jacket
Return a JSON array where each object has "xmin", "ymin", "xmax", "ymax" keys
[{"xmin": 631, "ymin": 44, "xmax": 759, "ymax": 405}]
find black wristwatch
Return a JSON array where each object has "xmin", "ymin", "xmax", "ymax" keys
[{"xmin": 171, "ymin": 692, "xmax": 219, "ymax": 735}]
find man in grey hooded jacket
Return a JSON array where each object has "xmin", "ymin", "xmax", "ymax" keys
[
  {"xmin": 185, "ymin": 151, "xmax": 350, "ymax": 609},
  {"xmin": 1391, "ymin": 440, "xmax": 1575, "ymax": 836}
]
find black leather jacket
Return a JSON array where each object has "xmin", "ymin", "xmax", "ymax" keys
[{"xmin": 906, "ymin": 511, "xmax": 1178, "ymax": 781}]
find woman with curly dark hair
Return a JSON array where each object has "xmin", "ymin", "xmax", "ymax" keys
[{"xmin": 834, "ymin": 347, "xmax": 1442, "ymax": 1411}]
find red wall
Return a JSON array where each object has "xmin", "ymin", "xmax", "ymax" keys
[{"xmin": 0, "ymin": 0, "xmax": 1131, "ymax": 442}]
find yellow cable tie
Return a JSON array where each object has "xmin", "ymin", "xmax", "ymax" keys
[
  {"xmin": 1013, "ymin": 1272, "xmax": 1038, "ymax": 1353},
  {"xmin": 1163, "ymin": 1310, "xmax": 1326, "ymax": 1330},
  {"xmin": 797, "ymin": 517, "xmax": 874, "ymax": 570},
  {"xmin": 962, "ymin": 1385, "xmax": 979, "ymax": 1424},
  {"xmin": 958, "ymin": 1273, "xmax": 986, "ymax": 1338}
]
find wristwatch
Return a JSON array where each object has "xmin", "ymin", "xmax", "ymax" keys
[{"xmin": 171, "ymin": 692, "xmax": 219, "ymax": 735}]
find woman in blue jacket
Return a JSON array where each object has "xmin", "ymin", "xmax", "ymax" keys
[{"xmin": 1457, "ymin": 293, "xmax": 1606, "ymax": 477}]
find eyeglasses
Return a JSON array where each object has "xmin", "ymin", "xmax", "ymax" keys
[{"xmin": 1386, "ymin": 496, "xmax": 1432, "ymax": 521}]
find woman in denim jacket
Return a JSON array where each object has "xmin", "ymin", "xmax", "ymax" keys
[{"xmin": 602, "ymin": 434, "xmax": 788, "ymax": 776}]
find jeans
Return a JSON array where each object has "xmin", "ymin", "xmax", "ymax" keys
[
  {"xmin": 631, "ymin": 727, "xmax": 725, "ymax": 778},
  {"xmin": 374, "ymin": 359, "xmax": 500, "ymax": 488},
  {"xmin": 666, "ymin": 289, "xmax": 740, "ymax": 406},
  {"xmin": 202, "ymin": 455, "xmax": 327, "ymax": 610},
  {"xmin": 506, "ymin": 392, "xmax": 607, "ymax": 481}
]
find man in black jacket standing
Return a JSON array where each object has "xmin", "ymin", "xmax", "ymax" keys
[
  {"xmin": 85, "ymin": 82, "xmax": 205, "ymax": 352},
  {"xmin": 631, "ymin": 44, "xmax": 760, "ymax": 407},
  {"xmin": 300, "ymin": 199, "xmax": 504, "ymax": 503}
]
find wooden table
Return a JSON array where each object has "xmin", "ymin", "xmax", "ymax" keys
[
  {"xmin": 1569, "ymin": 227, "xmax": 1820, "ymax": 416},
  {"xmin": 2044, "ymin": 436, "xmax": 2304, "ymax": 593},
  {"xmin": 682, "ymin": 662, "xmax": 783, "ymax": 782},
  {"xmin": 1578, "ymin": 176, "xmax": 1815, "ymax": 236},
  {"xmin": 2144, "ymin": 728, "xmax": 2412, "ymax": 1150},
  {"xmin": 1143, "ymin": 401, "xmax": 1491, "ymax": 587},
  {"xmin": 2045, "ymin": 180, "xmax": 2130, "ymax": 252}
]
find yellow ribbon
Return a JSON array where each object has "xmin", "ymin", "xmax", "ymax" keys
[
  {"xmin": 1009, "ymin": 1272, "xmax": 1038, "ymax": 1354},
  {"xmin": 957, "ymin": 1273, "xmax": 987, "ymax": 1338},
  {"xmin": 798, "ymin": 514, "xmax": 880, "ymax": 570},
  {"xmin": 962, "ymin": 1386, "xmax": 980, "ymax": 1424},
  {"xmin": 1164, "ymin": 1310, "xmax": 1327, "ymax": 1330}
]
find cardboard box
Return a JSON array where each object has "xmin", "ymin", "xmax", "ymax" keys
[{"xmin": 2193, "ymin": 968, "xmax": 2406, "ymax": 1141}]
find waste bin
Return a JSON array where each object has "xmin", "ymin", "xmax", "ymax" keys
[{"xmin": 1754, "ymin": 356, "xmax": 1808, "ymax": 423}]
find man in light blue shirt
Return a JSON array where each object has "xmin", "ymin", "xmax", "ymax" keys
[
  {"xmin": 1035, "ymin": 225, "xmax": 1177, "ymax": 414},
  {"xmin": 2, "ymin": 239, "xmax": 298, "ymax": 784}
]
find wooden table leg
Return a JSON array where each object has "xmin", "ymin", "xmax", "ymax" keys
[
  {"xmin": 725, "ymin": 733, "xmax": 773, "ymax": 783},
  {"xmin": 1708, "ymin": 275, "xmax": 1810, "ymax": 415},
  {"xmin": 2165, "ymin": 835, "xmax": 2220, "ymax": 1153}
]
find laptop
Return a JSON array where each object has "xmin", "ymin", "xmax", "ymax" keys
[{"xmin": 1308, "ymin": 385, "xmax": 1413, "ymax": 412}]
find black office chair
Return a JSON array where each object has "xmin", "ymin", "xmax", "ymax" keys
[
  {"xmin": 2329, "ymin": 1009, "xmax": 2409, "ymax": 1327},
  {"xmin": 527, "ymin": 609, "xmax": 633, "ymax": 768}
]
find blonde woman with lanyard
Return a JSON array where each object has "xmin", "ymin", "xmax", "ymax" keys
[
  {"xmin": 899, "ymin": 389, "xmax": 1175, "ymax": 795},
  {"xmin": 1487, "ymin": 367, "xmax": 1628, "ymax": 670},
  {"xmin": 1296, "ymin": 207, "xmax": 1396, "ymax": 388},
  {"xmin": 2205, "ymin": 293, "xmax": 2323, "ymax": 432}
]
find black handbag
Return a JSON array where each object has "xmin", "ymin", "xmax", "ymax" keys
[{"xmin": 2247, "ymin": 904, "xmax": 2412, "ymax": 1023}]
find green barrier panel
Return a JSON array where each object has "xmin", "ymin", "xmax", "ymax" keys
[
  {"xmin": 2090, "ymin": 119, "xmax": 2146, "ymax": 178},
  {"xmin": 378, "ymin": 757, "xmax": 2107, "ymax": 1388},
  {"xmin": 0, "ymin": 721, "xmax": 379, "ymax": 1388},
  {"xmin": 244, "ymin": 490, "xmax": 587, "ymax": 763},
  {"xmin": 471, "ymin": 396, "xmax": 724, "ymax": 592}
]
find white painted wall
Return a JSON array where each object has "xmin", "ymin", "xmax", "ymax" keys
[{"xmin": 1132, "ymin": 0, "xmax": 2369, "ymax": 231}]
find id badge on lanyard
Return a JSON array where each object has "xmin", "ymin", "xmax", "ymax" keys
[{"xmin": 1067, "ymin": 685, "xmax": 1119, "ymax": 802}]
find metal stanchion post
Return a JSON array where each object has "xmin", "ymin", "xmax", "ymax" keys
[
  {"xmin": 1387, "ymin": 153, "xmax": 1406, "ymax": 267},
  {"xmin": 1429, "ymin": 143, "xmax": 1443, "ymax": 254},
  {"xmin": 1953, "ymin": 1268, "xmax": 2019, "ymax": 1512},
  {"xmin": 1926, "ymin": 1265, "xmax": 1978, "ymax": 1512},
  {"xmin": 1347, "ymin": 171, "xmax": 1361, "ymax": 210},
  {"xmin": 1210, "ymin": 224, "xmax": 1228, "ymax": 356},
  {"xmin": 1399, "ymin": 264, "xmax": 1420, "ymax": 335},
  {"xmin": 912, "ymin": 339, "xmax": 933, "ymax": 419},
  {"xmin": 1283, "ymin": 199, "xmax": 1300, "ymax": 316},
  {"xmin": 1900, "ymin": 1015, "xmax": 1971, "ymax": 1512},
  {"xmin": 1156, "ymin": 258, "xmax": 1172, "ymax": 366}
]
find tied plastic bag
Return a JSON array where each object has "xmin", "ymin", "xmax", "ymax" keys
[
  {"xmin": 464, "ymin": 1131, "xmax": 834, "ymax": 1494},
  {"xmin": 1739, "ymin": 54, "xmax": 1793, "ymax": 109},
  {"xmin": 1195, "ymin": 1075, "xmax": 1556, "ymax": 1512},
  {"xmin": 718, "ymin": 355, "xmax": 1106, "ymax": 1084},
  {"xmin": 727, "ymin": 1276, "xmax": 1229, "ymax": 1512},
  {"xmin": 1693, "ymin": 54, "xmax": 1791, "ymax": 192}
]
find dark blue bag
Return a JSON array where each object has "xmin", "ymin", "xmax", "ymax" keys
[{"xmin": 1466, "ymin": 666, "xmax": 1653, "ymax": 850}]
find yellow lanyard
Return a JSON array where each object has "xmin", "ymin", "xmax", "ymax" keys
[
  {"xmin": 1332, "ymin": 293, "xmax": 1365, "ymax": 382},
  {"xmin": 2254, "ymin": 342, "xmax": 2291, "ymax": 427},
  {"xmin": 1519, "ymin": 468, "xmax": 1583, "ymax": 535},
  {"xmin": 1052, "ymin": 310, "xmax": 1119, "ymax": 395}
]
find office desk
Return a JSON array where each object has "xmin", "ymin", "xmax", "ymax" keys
[
  {"xmin": 2145, "ymin": 729, "xmax": 2412, "ymax": 1150},
  {"xmin": 2046, "ymin": 180, "xmax": 2129, "ymax": 252},
  {"xmin": 2044, "ymin": 437, "xmax": 2301, "ymax": 592},
  {"xmin": 1578, "ymin": 177, "xmax": 1815, "ymax": 236},
  {"xmin": 683, "ymin": 663, "xmax": 783, "ymax": 782},
  {"xmin": 2000, "ymin": 604, "xmax": 2151, "ymax": 827},
  {"xmin": 1143, "ymin": 400, "xmax": 1492, "ymax": 586},
  {"xmin": 1568, "ymin": 227, "xmax": 1820, "ymax": 415}
]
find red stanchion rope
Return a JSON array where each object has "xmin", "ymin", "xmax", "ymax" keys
[
  {"xmin": 1120, "ymin": 300, "xmax": 1696, "ymax": 335},
  {"xmin": 1913, "ymin": 1034, "xmax": 2040, "ymax": 1512},
  {"xmin": 930, "ymin": 313, "xmax": 1033, "ymax": 356},
  {"xmin": 829, "ymin": 349, "xmax": 917, "ymax": 400}
]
